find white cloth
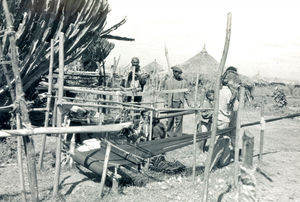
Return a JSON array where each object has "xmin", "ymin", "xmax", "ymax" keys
[{"xmin": 218, "ymin": 86, "xmax": 232, "ymax": 127}]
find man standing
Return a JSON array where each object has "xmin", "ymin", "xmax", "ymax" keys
[
  {"xmin": 164, "ymin": 66, "xmax": 190, "ymax": 136},
  {"xmin": 125, "ymin": 57, "xmax": 147, "ymax": 102}
]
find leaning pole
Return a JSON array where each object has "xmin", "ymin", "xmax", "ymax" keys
[{"xmin": 202, "ymin": 13, "xmax": 232, "ymax": 202}]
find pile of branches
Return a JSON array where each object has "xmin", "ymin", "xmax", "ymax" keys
[{"xmin": 0, "ymin": 0, "xmax": 130, "ymax": 106}]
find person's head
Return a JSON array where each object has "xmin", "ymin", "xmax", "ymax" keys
[
  {"xmin": 140, "ymin": 110, "xmax": 148, "ymax": 120},
  {"xmin": 221, "ymin": 66, "xmax": 238, "ymax": 86},
  {"xmin": 131, "ymin": 57, "xmax": 140, "ymax": 66},
  {"xmin": 171, "ymin": 66, "xmax": 183, "ymax": 80},
  {"xmin": 206, "ymin": 90, "xmax": 215, "ymax": 101},
  {"xmin": 131, "ymin": 57, "xmax": 140, "ymax": 72}
]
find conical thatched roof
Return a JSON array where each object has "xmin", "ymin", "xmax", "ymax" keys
[
  {"xmin": 142, "ymin": 59, "xmax": 165, "ymax": 73},
  {"xmin": 181, "ymin": 45, "xmax": 219, "ymax": 75}
]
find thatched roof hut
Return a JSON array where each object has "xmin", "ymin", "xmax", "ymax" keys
[
  {"xmin": 181, "ymin": 45, "xmax": 219, "ymax": 76},
  {"xmin": 142, "ymin": 59, "xmax": 165, "ymax": 73}
]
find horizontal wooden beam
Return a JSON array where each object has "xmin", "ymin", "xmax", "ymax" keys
[
  {"xmin": 40, "ymin": 82, "xmax": 188, "ymax": 96},
  {"xmin": 157, "ymin": 107, "xmax": 213, "ymax": 112},
  {"xmin": 0, "ymin": 61, "xmax": 12, "ymax": 65},
  {"xmin": 157, "ymin": 111, "xmax": 196, "ymax": 119},
  {"xmin": 61, "ymin": 101, "xmax": 150, "ymax": 111},
  {"xmin": 0, "ymin": 122, "xmax": 132, "ymax": 138}
]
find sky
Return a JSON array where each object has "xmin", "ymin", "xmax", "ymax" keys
[{"xmin": 105, "ymin": 0, "xmax": 300, "ymax": 81}]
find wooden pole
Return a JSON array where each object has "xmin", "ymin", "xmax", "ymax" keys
[
  {"xmin": 38, "ymin": 39, "xmax": 54, "ymax": 170},
  {"xmin": 202, "ymin": 13, "xmax": 232, "ymax": 202},
  {"xmin": 112, "ymin": 166, "xmax": 119, "ymax": 193},
  {"xmin": 131, "ymin": 64, "xmax": 136, "ymax": 119},
  {"xmin": 1, "ymin": 41, "xmax": 26, "ymax": 202},
  {"xmin": 242, "ymin": 131, "xmax": 254, "ymax": 169},
  {"xmin": 53, "ymin": 32, "xmax": 65, "ymax": 199},
  {"xmin": 164, "ymin": 43, "xmax": 171, "ymax": 74},
  {"xmin": 17, "ymin": 114, "xmax": 27, "ymax": 202},
  {"xmin": 0, "ymin": 122, "xmax": 133, "ymax": 137},
  {"xmin": 192, "ymin": 73, "xmax": 199, "ymax": 182},
  {"xmin": 258, "ymin": 104, "xmax": 265, "ymax": 167},
  {"xmin": 234, "ymin": 87, "xmax": 245, "ymax": 187},
  {"xmin": 2, "ymin": 0, "xmax": 39, "ymax": 201},
  {"xmin": 99, "ymin": 142, "xmax": 112, "ymax": 198}
]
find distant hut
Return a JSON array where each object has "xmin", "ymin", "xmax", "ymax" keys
[
  {"xmin": 181, "ymin": 45, "xmax": 219, "ymax": 77},
  {"xmin": 143, "ymin": 59, "xmax": 165, "ymax": 74},
  {"xmin": 142, "ymin": 60, "xmax": 165, "ymax": 89}
]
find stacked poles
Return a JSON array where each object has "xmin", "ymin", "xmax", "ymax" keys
[
  {"xmin": 202, "ymin": 13, "xmax": 232, "ymax": 202},
  {"xmin": 52, "ymin": 32, "xmax": 65, "ymax": 199},
  {"xmin": 234, "ymin": 87, "xmax": 245, "ymax": 187},
  {"xmin": 2, "ymin": 0, "xmax": 39, "ymax": 201},
  {"xmin": 38, "ymin": 39, "xmax": 54, "ymax": 169}
]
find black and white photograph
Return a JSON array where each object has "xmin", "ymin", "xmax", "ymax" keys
[{"xmin": 0, "ymin": 0, "xmax": 299, "ymax": 201}]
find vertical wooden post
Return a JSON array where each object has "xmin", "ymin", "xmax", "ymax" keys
[
  {"xmin": 258, "ymin": 104, "xmax": 265, "ymax": 167},
  {"xmin": 192, "ymin": 73, "xmax": 199, "ymax": 183},
  {"xmin": 16, "ymin": 114, "xmax": 27, "ymax": 202},
  {"xmin": 0, "ymin": 42, "xmax": 25, "ymax": 201},
  {"xmin": 202, "ymin": 13, "xmax": 232, "ymax": 202},
  {"xmin": 3, "ymin": 0, "xmax": 39, "ymax": 201},
  {"xmin": 145, "ymin": 93, "xmax": 154, "ymax": 169},
  {"xmin": 131, "ymin": 64, "xmax": 136, "ymax": 119},
  {"xmin": 112, "ymin": 166, "xmax": 119, "ymax": 193},
  {"xmin": 69, "ymin": 132, "xmax": 75, "ymax": 167},
  {"xmin": 99, "ymin": 142, "xmax": 112, "ymax": 198},
  {"xmin": 242, "ymin": 131, "xmax": 254, "ymax": 168},
  {"xmin": 52, "ymin": 92, "xmax": 58, "ymax": 127},
  {"xmin": 164, "ymin": 43, "xmax": 171, "ymax": 74},
  {"xmin": 53, "ymin": 32, "xmax": 65, "ymax": 199},
  {"xmin": 234, "ymin": 87, "xmax": 245, "ymax": 187},
  {"xmin": 38, "ymin": 39, "xmax": 54, "ymax": 169}
]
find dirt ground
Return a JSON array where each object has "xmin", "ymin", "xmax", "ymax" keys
[{"xmin": 0, "ymin": 108, "xmax": 300, "ymax": 201}]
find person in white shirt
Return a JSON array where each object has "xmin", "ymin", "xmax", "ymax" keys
[{"xmin": 210, "ymin": 66, "xmax": 241, "ymax": 170}]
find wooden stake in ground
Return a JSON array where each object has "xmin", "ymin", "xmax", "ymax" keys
[
  {"xmin": 242, "ymin": 131, "xmax": 254, "ymax": 168},
  {"xmin": 192, "ymin": 73, "xmax": 199, "ymax": 183},
  {"xmin": 38, "ymin": 39, "xmax": 54, "ymax": 170},
  {"xmin": 16, "ymin": 114, "xmax": 27, "ymax": 202},
  {"xmin": 164, "ymin": 43, "xmax": 171, "ymax": 74},
  {"xmin": 202, "ymin": 13, "xmax": 232, "ymax": 202},
  {"xmin": 2, "ymin": 0, "xmax": 39, "ymax": 201},
  {"xmin": 99, "ymin": 142, "xmax": 112, "ymax": 198},
  {"xmin": 258, "ymin": 104, "xmax": 265, "ymax": 167},
  {"xmin": 131, "ymin": 63, "xmax": 136, "ymax": 119},
  {"xmin": 53, "ymin": 32, "xmax": 65, "ymax": 199},
  {"xmin": 234, "ymin": 87, "xmax": 245, "ymax": 187},
  {"xmin": 0, "ymin": 41, "xmax": 26, "ymax": 202}
]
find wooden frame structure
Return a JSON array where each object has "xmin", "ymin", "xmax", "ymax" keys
[{"xmin": 2, "ymin": 9, "xmax": 300, "ymax": 202}]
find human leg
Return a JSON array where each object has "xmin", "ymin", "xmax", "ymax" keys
[{"xmin": 173, "ymin": 101, "xmax": 183, "ymax": 136}]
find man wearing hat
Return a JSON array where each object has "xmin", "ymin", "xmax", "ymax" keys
[{"xmin": 164, "ymin": 66, "xmax": 190, "ymax": 136}]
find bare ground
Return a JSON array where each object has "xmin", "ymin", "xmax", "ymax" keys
[{"xmin": 0, "ymin": 108, "xmax": 300, "ymax": 201}]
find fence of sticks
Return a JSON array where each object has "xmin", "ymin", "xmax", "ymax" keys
[{"xmin": 2, "ymin": 11, "xmax": 300, "ymax": 202}]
